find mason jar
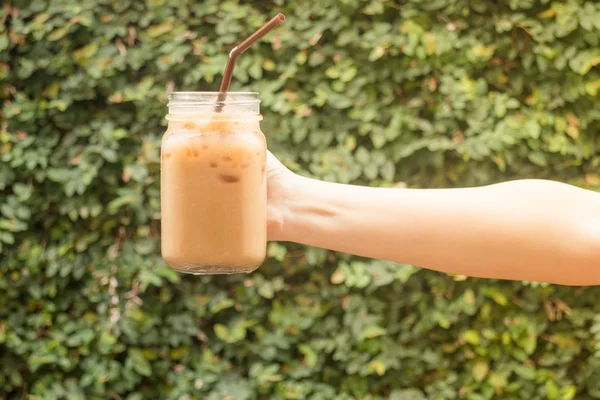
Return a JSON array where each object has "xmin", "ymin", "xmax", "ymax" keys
[{"xmin": 161, "ymin": 92, "xmax": 267, "ymax": 274}]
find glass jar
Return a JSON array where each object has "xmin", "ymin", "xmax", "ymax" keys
[{"xmin": 161, "ymin": 92, "xmax": 267, "ymax": 274}]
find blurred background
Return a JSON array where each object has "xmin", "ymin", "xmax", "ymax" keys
[{"xmin": 2, "ymin": 0, "xmax": 600, "ymax": 399}]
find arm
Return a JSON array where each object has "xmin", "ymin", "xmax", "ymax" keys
[{"xmin": 269, "ymin": 172, "xmax": 600, "ymax": 286}]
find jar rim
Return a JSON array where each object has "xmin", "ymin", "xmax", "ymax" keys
[
  {"xmin": 168, "ymin": 91, "xmax": 259, "ymax": 95},
  {"xmin": 167, "ymin": 91, "xmax": 261, "ymax": 116},
  {"xmin": 167, "ymin": 91, "xmax": 260, "ymax": 103}
]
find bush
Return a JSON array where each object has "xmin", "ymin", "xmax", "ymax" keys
[{"xmin": 2, "ymin": 0, "xmax": 600, "ymax": 399}]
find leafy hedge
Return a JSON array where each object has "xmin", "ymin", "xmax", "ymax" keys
[{"xmin": 2, "ymin": 0, "xmax": 600, "ymax": 399}]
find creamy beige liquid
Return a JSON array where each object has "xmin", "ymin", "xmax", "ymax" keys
[{"xmin": 160, "ymin": 117, "xmax": 267, "ymax": 274}]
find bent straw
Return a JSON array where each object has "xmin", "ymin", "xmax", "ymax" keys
[{"xmin": 215, "ymin": 13, "xmax": 285, "ymax": 111}]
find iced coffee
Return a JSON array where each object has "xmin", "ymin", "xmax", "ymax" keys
[{"xmin": 160, "ymin": 92, "xmax": 267, "ymax": 274}]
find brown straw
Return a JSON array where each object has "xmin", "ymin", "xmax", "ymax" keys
[{"xmin": 215, "ymin": 13, "xmax": 285, "ymax": 111}]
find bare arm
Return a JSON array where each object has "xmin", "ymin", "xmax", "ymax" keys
[{"xmin": 268, "ymin": 167, "xmax": 600, "ymax": 286}]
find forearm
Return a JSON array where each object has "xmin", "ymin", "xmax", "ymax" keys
[{"xmin": 277, "ymin": 177, "xmax": 600, "ymax": 285}]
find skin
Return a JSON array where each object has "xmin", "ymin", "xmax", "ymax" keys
[{"xmin": 265, "ymin": 152, "xmax": 600, "ymax": 286}]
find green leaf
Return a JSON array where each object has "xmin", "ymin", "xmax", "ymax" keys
[
  {"xmin": 472, "ymin": 44, "xmax": 494, "ymax": 59},
  {"xmin": 395, "ymin": 264, "xmax": 419, "ymax": 282},
  {"xmin": 73, "ymin": 43, "xmax": 99, "ymax": 63},
  {"xmin": 359, "ymin": 325, "xmax": 387, "ymax": 340},
  {"xmin": 135, "ymin": 239, "xmax": 155, "ymax": 255},
  {"xmin": 390, "ymin": 389, "xmax": 427, "ymax": 400},
  {"xmin": 506, "ymin": 98, "xmax": 520, "ymax": 109},
  {"xmin": 514, "ymin": 364, "xmax": 536, "ymax": 380},
  {"xmin": 296, "ymin": 51, "xmax": 307, "ymax": 65},
  {"xmin": 147, "ymin": 21, "xmax": 174, "ymax": 37},
  {"xmin": 528, "ymin": 151, "xmax": 547, "ymax": 167},
  {"xmin": 355, "ymin": 147, "xmax": 370, "ymax": 165},
  {"xmin": 13, "ymin": 183, "xmax": 33, "ymax": 201},
  {"xmin": 434, "ymin": 310, "xmax": 451, "ymax": 329},
  {"xmin": 364, "ymin": 163, "xmax": 379, "ymax": 180},
  {"xmin": 472, "ymin": 361, "xmax": 488, "ymax": 382},
  {"xmin": 546, "ymin": 380, "xmax": 560, "ymax": 400},
  {"xmin": 214, "ymin": 324, "xmax": 230, "ymax": 341},
  {"xmin": 372, "ymin": 130, "xmax": 386, "ymax": 149},
  {"xmin": 488, "ymin": 372, "xmax": 507, "ymax": 389},
  {"xmin": 258, "ymin": 281, "xmax": 275, "ymax": 299},
  {"xmin": 463, "ymin": 330, "xmax": 480, "ymax": 345},
  {"xmin": 368, "ymin": 46, "xmax": 386, "ymax": 61},
  {"xmin": 483, "ymin": 287, "xmax": 508, "ymax": 306},
  {"xmin": 298, "ymin": 344, "xmax": 318, "ymax": 368},
  {"xmin": 98, "ymin": 330, "xmax": 116, "ymax": 355},
  {"xmin": 0, "ymin": 36, "xmax": 10, "ymax": 57},
  {"xmin": 330, "ymin": 267, "xmax": 345, "ymax": 284},
  {"xmin": 366, "ymin": 360, "xmax": 386, "ymax": 376},
  {"xmin": 380, "ymin": 161, "xmax": 395, "ymax": 181},
  {"xmin": 48, "ymin": 27, "xmax": 69, "ymax": 41},
  {"xmin": 561, "ymin": 385, "xmax": 577, "ymax": 400},
  {"xmin": 138, "ymin": 270, "xmax": 163, "ymax": 292},
  {"xmin": 463, "ymin": 289, "xmax": 476, "ymax": 305},
  {"xmin": 340, "ymin": 66, "xmax": 358, "ymax": 82},
  {"xmin": 525, "ymin": 119, "xmax": 541, "ymax": 139},
  {"xmin": 495, "ymin": 101, "xmax": 507, "ymax": 118},
  {"xmin": 127, "ymin": 349, "xmax": 152, "ymax": 377}
]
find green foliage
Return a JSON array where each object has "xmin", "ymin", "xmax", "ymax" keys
[{"xmin": 1, "ymin": 0, "xmax": 600, "ymax": 399}]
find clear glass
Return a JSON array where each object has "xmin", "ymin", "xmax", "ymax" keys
[{"xmin": 161, "ymin": 92, "xmax": 267, "ymax": 274}]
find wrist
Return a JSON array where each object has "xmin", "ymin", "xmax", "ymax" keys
[
  {"xmin": 267, "ymin": 171, "xmax": 305, "ymax": 242},
  {"xmin": 271, "ymin": 173, "xmax": 341, "ymax": 244}
]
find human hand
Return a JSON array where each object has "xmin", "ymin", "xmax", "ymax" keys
[{"xmin": 266, "ymin": 151, "xmax": 295, "ymax": 241}]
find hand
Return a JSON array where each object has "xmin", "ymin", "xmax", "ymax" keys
[{"xmin": 266, "ymin": 151, "xmax": 295, "ymax": 241}]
